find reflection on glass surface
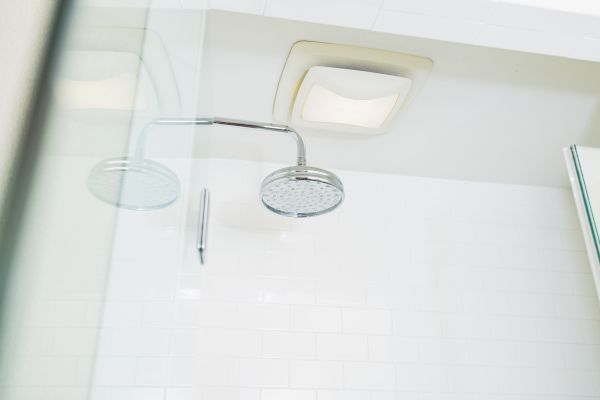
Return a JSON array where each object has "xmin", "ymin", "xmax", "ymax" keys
[
  {"xmin": 0, "ymin": 0, "xmax": 210, "ymax": 397},
  {"xmin": 0, "ymin": 2, "xmax": 151, "ymax": 399}
]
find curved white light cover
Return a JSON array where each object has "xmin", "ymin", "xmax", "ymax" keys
[
  {"xmin": 292, "ymin": 66, "xmax": 412, "ymax": 134},
  {"xmin": 302, "ymin": 85, "xmax": 399, "ymax": 129}
]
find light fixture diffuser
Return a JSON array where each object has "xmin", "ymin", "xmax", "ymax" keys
[
  {"xmin": 302, "ymin": 85, "xmax": 400, "ymax": 128},
  {"xmin": 292, "ymin": 66, "xmax": 412, "ymax": 134}
]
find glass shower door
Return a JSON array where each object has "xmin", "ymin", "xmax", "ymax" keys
[
  {"xmin": 565, "ymin": 145, "xmax": 600, "ymax": 302},
  {"xmin": 0, "ymin": 2, "xmax": 153, "ymax": 398}
]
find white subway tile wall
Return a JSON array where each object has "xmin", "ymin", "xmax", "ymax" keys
[
  {"xmin": 3, "ymin": 156, "xmax": 588, "ymax": 400},
  {"xmin": 77, "ymin": 157, "xmax": 600, "ymax": 400}
]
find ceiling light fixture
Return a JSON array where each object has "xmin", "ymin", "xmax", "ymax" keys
[
  {"xmin": 294, "ymin": 66, "xmax": 412, "ymax": 132},
  {"xmin": 273, "ymin": 41, "xmax": 433, "ymax": 136}
]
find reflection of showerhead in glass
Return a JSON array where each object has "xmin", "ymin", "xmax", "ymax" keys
[{"xmin": 87, "ymin": 157, "xmax": 179, "ymax": 210}]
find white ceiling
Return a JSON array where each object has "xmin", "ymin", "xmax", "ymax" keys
[{"xmin": 197, "ymin": 10, "xmax": 600, "ymax": 187}]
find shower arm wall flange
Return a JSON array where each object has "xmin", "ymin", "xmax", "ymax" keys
[{"xmin": 134, "ymin": 117, "xmax": 307, "ymax": 166}]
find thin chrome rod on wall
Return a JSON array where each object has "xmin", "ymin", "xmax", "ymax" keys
[{"xmin": 134, "ymin": 117, "xmax": 307, "ymax": 166}]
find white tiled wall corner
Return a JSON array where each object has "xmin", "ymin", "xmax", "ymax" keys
[{"xmin": 85, "ymin": 157, "xmax": 600, "ymax": 400}]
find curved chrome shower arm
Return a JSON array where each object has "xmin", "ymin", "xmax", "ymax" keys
[{"xmin": 134, "ymin": 117, "xmax": 306, "ymax": 166}]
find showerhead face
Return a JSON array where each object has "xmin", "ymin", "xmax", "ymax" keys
[
  {"xmin": 260, "ymin": 165, "xmax": 344, "ymax": 218},
  {"xmin": 87, "ymin": 157, "xmax": 179, "ymax": 210}
]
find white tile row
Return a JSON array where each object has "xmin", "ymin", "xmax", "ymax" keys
[
  {"xmin": 89, "ymin": 323, "xmax": 600, "ymax": 362},
  {"xmin": 90, "ymin": 359, "xmax": 600, "ymax": 392},
  {"xmin": 9, "ymin": 385, "xmax": 600, "ymax": 400}
]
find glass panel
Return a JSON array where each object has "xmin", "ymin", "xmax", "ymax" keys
[
  {"xmin": 1, "ymin": 0, "xmax": 211, "ymax": 394},
  {"xmin": 0, "ymin": 1, "xmax": 154, "ymax": 399},
  {"xmin": 86, "ymin": 4, "xmax": 211, "ymax": 398},
  {"xmin": 565, "ymin": 145, "xmax": 600, "ymax": 299}
]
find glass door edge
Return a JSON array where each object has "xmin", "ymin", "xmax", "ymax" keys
[{"xmin": 564, "ymin": 145, "xmax": 600, "ymax": 303}]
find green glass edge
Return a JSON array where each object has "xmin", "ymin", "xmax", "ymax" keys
[{"xmin": 570, "ymin": 144, "xmax": 600, "ymax": 264}]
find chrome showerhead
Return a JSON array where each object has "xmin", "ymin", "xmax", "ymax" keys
[
  {"xmin": 87, "ymin": 157, "xmax": 179, "ymax": 210},
  {"xmin": 87, "ymin": 118, "xmax": 344, "ymax": 217},
  {"xmin": 260, "ymin": 165, "xmax": 344, "ymax": 218}
]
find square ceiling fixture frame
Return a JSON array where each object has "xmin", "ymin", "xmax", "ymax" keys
[{"xmin": 273, "ymin": 41, "xmax": 433, "ymax": 135}]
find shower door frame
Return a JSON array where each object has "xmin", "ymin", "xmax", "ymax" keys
[{"xmin": 564, "ymin": 145, "xmax": 600, "ymax": 304}]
